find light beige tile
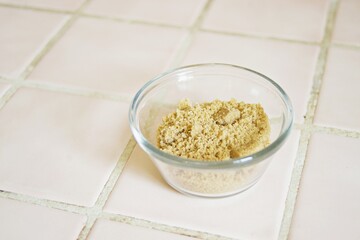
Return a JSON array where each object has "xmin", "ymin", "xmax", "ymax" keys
[
  {"xmin": 0, "ymin": 8, "xmax": 68, "ymax": 78},
  {"xmin": 28, "ymin": 18, "xmax": 186, "ymax": 95},
  {"xmin": 0, "ymin": 0, "xmax": 84, "ymax": 10},
  {"xmin": 104, "ymin": 131, "xmax": 300, "ymax": 240},
  {"xmin": 333, "ymin": 0, "xmax": 360, "ymax": 45},
  {"xmin": 0, "ymin": 198, "xmax": 85, "ymax": 240},
  {"xmin": 84, "ymin": 0, "xmax": 206, "ymax": 27},
  {"xmin": 0, "ymin": 83, "xmax": 11, "ymax": 97},
  {"xmin": 289, "ymin": 134, "xmax": 360, "ymax": 239},
  {"xmin": 89, "ymin": 220, "xmax": 197, "ymax": 240},
  {"xmin": 202, "ymin": 0, "xmax": 329, "ymax": 42},
  {"xmin": 182, "ymin": 32, "xmax": 319, "ymax": 122},
  {"xmin": 314, "ymin": 48, "xmax": 360, "ymax": 130},
  {"xmin": 0, "ymin": 88, "xmax": 131, "ymax": 206}
]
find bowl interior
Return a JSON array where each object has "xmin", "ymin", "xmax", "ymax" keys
[
  {"xmin": 136, "ymin": 65, "xmax": 290, "ymax": 142},
  {"xmin": 131, "ymin": 64, "xmax": 293, "ymax": 167}
]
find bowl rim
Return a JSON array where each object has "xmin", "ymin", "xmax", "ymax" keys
[{"xmin": 129, "ymin": 63, "xmax": 294, "ymax": 169}]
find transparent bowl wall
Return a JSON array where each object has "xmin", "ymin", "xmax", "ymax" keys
[{"xmin": 130, "ymin": 64, "xmax": 293, "ymax": 198}]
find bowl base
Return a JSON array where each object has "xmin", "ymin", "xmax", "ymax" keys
[{"xmin": 165, "ymin": 177, "xmax": 261, "ymax": 198}]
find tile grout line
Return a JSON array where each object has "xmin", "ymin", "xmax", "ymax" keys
[
  {"xmin": 278, "ymin": 1, "xmax": 340, "ymax": 240},
  {"xmin": 302, "ymin": 1, "xmax": 339, "ymax": 125},
  {"xmin": 200, "ymin": 28, "xmax": 321, "ymax": 46},
  {"xmin": 0, "ymin": 76, "xmax": 17, "ymax": 83},
  {"xmin": 333, "ymin": 42, "xmax": 360, "ymax": 50},
  {"xmin": 310, "ymin": 125, "xmax": 360, "ymax": 138},
  {"xmin": 22, "ymin": 80, "xmax": 133, "ymax": 103},
  {"xmin": 0, "ymin": 2, "xmax": 73, "ymax": 15},
  {"xmin": 79, "ymin": 12, "xmax": 186, "ymax": 29},
  {"xmin": 1, "ymin": 1, "xmax": 360, "ymax": 51},
  {"xmin": 0, "ymin": 190, "xmax": 89, "ymax": 215},
  {"xmin": 100, "ymin": 212, "xmax": 237, "ymax": 240},
  {"xmin": 76, "ymin": 138, "xmax": 137, "ymax": 240},
  {"xmin": 0, "ymin": 84, "xmax": 19, "ymax": 110},
  {"xmin": 167, "ymin": 0, "xmax": 214, "ymax": 68}
]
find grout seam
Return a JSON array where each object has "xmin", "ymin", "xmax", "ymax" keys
[
  {"xmin": 0, "ymin": 84, "xmax": 20, "ymax": 110},
  {"xmin": 0, "ymin": 76, "xmax": 17, "ymax": 83},
  {"xmin": 76, "ymin": 138, "xmax": 137, "ymax": 240},
  {"xmin": 278, "ymin": 1, "xmax": 340, "ymax": 239},
  {"xmin": 310, "ymin": 125, "xmax": 360, "ymax": 138},
  {"xmin": 22, "ymin": 80, "xmax": 133, "ymax": 103},
  {"xmin": 0, "ymin": 190, "xmax": 89, "ymax": 215},
  {"xmin": 167, "ymin": 0, "xmax": 214, "ymax": 68},
  {"xmin": 79, "ymin": 12, "xmax": 186, "ymax": 30},
  {"xmin": 0, "ymin": 2, "xmax": 74, "ymax": 15},
  {"xmin": 200, "ymin": 28, "xmax": 321, "ymax": 46},
  {"xmin": 93, "ymin": 138, "xmax": 137, "ymax": 210},
  {"xmin": 1, "ymin": 0, "xmax": 360, "ymax": 51},
  {"xmin": 100, "ymin": 212, "xmax": 238, "ymax": 240},
  {"xmin": 332, "ymin": 42, "xmax": 360, "ymax": 50}
]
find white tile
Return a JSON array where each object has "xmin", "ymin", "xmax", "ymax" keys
[
  {"xmin": 28, "ymin": 18, "xmax": 186, "ymax": 95},
  {"xmin": 202, "ymin": 0, "xmax": 329, "ymax": 42},
  {"xmin": 89, "ymin": 220, "xmax": 196, "ymax": 240},
  {"xmin": 104, "ymin": 131, "xmax": 300, "ymax": 239},
  {"xmin": 0, "ymin": 88, "xmax": 131, "ymax": 206},
  {"xmin": 0, "ymin": 7, "xmax": 68, "ymax": 77},
  {"xmin": 0, "ymin": 198, "xmax": 85, "ymax": 240},
  {"xmin": 333, "ymin": 0, "xmax": 360, "ymax": 45},
  {"xmin": 84, "ymin": 0, "xmax": 206, "ymax": 27},
  {"xmin": 290, "ymin": 134, "xmax": 360, "ymax": 239},
  {"xmin": 315, "ymin": 47, "xmax": 360, "ymax": 131},
  {"xmin": 182, "ymin": 32, "xmax": 319, "ymax": 122}
]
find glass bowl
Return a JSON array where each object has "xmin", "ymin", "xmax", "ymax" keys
[{"xmin": 129, "ymin": 63, "xmax": 293, "ymax": 198}]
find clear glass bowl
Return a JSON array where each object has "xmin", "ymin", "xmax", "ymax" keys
[{"xmin": 129, "ymin": 63, "xmax": 293, "ymax": 198}]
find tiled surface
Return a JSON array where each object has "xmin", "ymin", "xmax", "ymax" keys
[
  {"xmin": 84, "ymin": 0, "xmax": 206, "ymax": 27},
  {"xmin": 105, "ymin": 131, "xmax": 300, "ymax": 240},
  {"xmin": 315, "ymin": 47, "xmax": 360, "ymax": 131},
  {"xmin": 0, "ymin": 198, "xmax": 85, "ymax": 240},
  {"xmin": 333, "ymin": 0, "xmax": 360, "ymax": 45},
  {"xmin": 0, "ymin": 88, "xmax": 131, "ymax": 206},
  {"xmin": 89, "ymin": 220, "xmax": 196, "ymax": 240},
  {"xmin": 0, "ymin": 7, "xmax": 68, "ymax": 78},
  {"xmin": 0, "ymin": 0, "xmax": 84, "ymax": 11},
  {"xmin": 182, "ymin": 32, "xmax": 319, "ymax": 122},
  {"xmin": 202, "ymin": 0, "xmax": 329, "ymax": 42},
  {"xmin": 1, "ymin": 1, "xmax": 359, "ymax": 239},
  {"xmin": 289, "ymin": 133, "xmax": 360, "ymax": 239},
  {"xmin": 28, "ymin": 18, "xmax": 186, "ymax": 95}
]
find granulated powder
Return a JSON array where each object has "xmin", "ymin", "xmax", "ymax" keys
[
  {"xmin": 156, "ymin": 99, "xmax": 271, "ymax": 195},
  {"xmin": 157, "ymin": 99, "xmax": 270, "ymax": 161}
]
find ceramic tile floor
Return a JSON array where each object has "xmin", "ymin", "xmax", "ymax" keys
[{"xmin": 0, "ymin": 0, "xmax": 359, "ymax": 240}]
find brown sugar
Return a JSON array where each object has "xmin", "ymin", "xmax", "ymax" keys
[{"xmin": 157, "ymin": 99, "xmax": 271, "ymax": 161}]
